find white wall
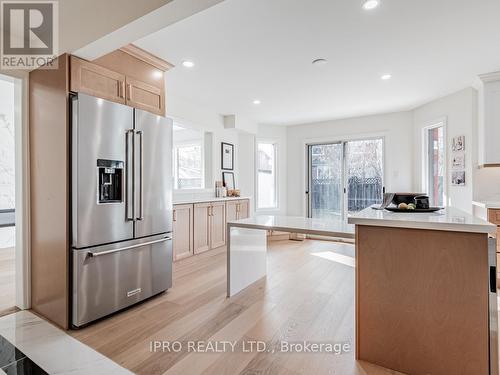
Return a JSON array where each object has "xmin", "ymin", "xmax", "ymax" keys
[
  {"xmin": 285, "ymin": 111, "xmax": 414, "ymax": 216},
  {"xmin": 167, "ymin": 95, "xmax": 256, "ymax": 208},
  {"xmin": 256, "ymin": 125, "xmax": 288, "ymax": 215},
  {"xmin": 413, "ymin": 88, "xmax": 477, "ymax": 213}
]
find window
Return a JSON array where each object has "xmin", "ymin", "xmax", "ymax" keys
[
  {"xmin": 257, "ymin": 142, "xmax": 278, "ymax": 209},
  {"xmin": 424, "ymin": 123, "xmax": 445, "ymax": 207},
  {"xmin": 174, "ymin": 143, "xmax": 204, "ymax": 189},
  {"xmin": 173, "ymin": 124, "xmax": 206, "ymax": 190}
]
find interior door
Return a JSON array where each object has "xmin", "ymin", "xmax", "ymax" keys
[
  {"xmin": 71, "ymin": 94, "xmax": 134, "ymax": 248},
  {"xmin": 307, "ymin": 143, "xmax": 344, "ymax": 220},
  {"xmin": 134, "ymin": 110, "xmax": 173, "ymax": 238},
  {"xmin": 344, "ymin": 139, "xmax": 384, "ymax": 215}
]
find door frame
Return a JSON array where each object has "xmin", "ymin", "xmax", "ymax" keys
[
  {"xmin": 306, "ymin": 136, "xmax": 386, "ymax": 221},
  {"xmin": 0, "ymin": 70, "xmax": 31, "ymax": 310},
  {"xmin": 421, "ymin": 117, "xmax": 447, "ymax": 207}
]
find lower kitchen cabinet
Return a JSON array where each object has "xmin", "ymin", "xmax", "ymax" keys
[
  {"xmin": 487, "ymin": 209, "xmax": 500, "ymax": 288},
  {"xmin": 172, "ymin": 204, "xmax": 193, "ymax": 261},
  {"xmin": 193, "ymin": 202, "xmax": 211, "ymax": 254},
  {"xmin": 210, "ymin": 202, "xmax": 226, "ymax": 248},
  {"xmin": 239, "ymin": 199, "xmax": 250, "ymax": 219},
  {"xmin": 173, "ymin": 199, "xmax": 250, "ymax": 261},
  {"xmin": 227, "ymin": 199, "xmax": 250, "ymax": 221}
]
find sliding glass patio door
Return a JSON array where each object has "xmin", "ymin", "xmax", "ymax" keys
[
  {"xmin": 345, "ymin": 139, "xmax": 384, "ymax": 216},
  {"xmin": 308, "ymin": 143, "xmax": 344, "ymax": 219},
  {"xmin": 307, "ymin": 138, "xmax": 384, "ymax": 220}
]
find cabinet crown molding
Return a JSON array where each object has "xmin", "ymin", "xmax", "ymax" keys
[
  {"xmin": 479, "ymin": 71, "xmax": 500, "ymax": 83},
  {"xmin": 120, "ymin": 44, "xmax": 174, "ymax": 72}
]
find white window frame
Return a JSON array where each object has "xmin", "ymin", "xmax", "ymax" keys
[
  {"xmin": 422, "ymin": 118, "xmax": 447, "ymax": 207},
  {"xmin": 173, "ymin": 140, "xmax": 205, "ymax": 190},
  {"xmin": 256, "ymin": 139, "xmax": 279, "ymax": 211}
]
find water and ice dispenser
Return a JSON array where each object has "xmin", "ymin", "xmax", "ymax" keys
[{"xmin": 97, "ymin": 159, "xmax": 123, "ymax": 203}]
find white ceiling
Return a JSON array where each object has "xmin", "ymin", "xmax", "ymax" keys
[{"xmin": 136, "ymin": 0, "xmax": 500, "ymax": 126}]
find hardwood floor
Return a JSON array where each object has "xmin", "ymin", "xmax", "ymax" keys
[
  {"xmin": 0, "ymin": 247, "xmax": 15, "ymax": 315},
  {"xmin": 70, "ymin": 240, "xmax": 402, "ymax": 375}
]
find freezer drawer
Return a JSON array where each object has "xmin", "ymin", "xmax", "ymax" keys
[{"xmin": 72, "ymin": 234, "xmax": 172, "ymax": 327}]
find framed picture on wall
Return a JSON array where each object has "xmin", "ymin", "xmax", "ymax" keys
[
  {"xmin": 222, "ymin": 171, "xmax": 235, "ymax": 189},
  {"xmin": 221, "ymin": 142, "xmax": 234, "ymax": 170},
  {"xmin": 451, "ymin": 171, "xmax": 466, "ymax": 186},
  {"xmin": 452, "ymin": 135, "xmax": 465, "ymax": 152}
]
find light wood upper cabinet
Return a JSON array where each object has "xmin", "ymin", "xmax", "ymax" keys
[
  {"xmin": 70, "ymin": 46, "xmax": 172, "ymax": 116},
  {"xmin": 172, "ymin": 204, "xmax": 193, "ymax": 261},
  {"xmin": 70, "ymin": 56, "xmax": 125, "ymax": 104},
  {"xmin": 125, "ymin": 77, "xmax": 164, "ymax": 116},
  {"xmin": 210, "ymin": 202, "xmax": 226, "ymax": 249},
  {"xmin": 193, "ymin": 203, "xmax": 211, "ymax": 254}
]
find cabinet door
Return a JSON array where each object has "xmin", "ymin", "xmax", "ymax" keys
[
  {"xmin": 172, "ymin": 204, "xmax": 193, "ymax": 261},
  {"xmin": 210, "ymin": 202, "xmax": 226, "ymax": 249},
  {"xmin": 193, "ymin": 203, "xmax": 211, "ymax": 254},
  {"xmin": 125, "ymin": 77, "xmax": 165, "ymax": 116},
  {"xmin": 70, "ymin": 56, "xmax": 125, "ymax": 104},
  {"xmin": 238, "ymin": 199, "xmax": 250, "ymax": 219},
  {"xmin": 226, "ymin": 201, "xmax": 238, "ymax": 222}
]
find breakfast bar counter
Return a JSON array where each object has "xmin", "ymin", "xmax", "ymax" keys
[
  {"xmin": 348, "ymin": 207, "xmax": 498, "ymax": 375},
  {"xmin": 226, "ymin": 215, "xmax": 354, "ymax": 297}
]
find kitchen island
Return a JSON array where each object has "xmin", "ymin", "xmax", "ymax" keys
[
  {"xmin": 348, "ymin": 207, "xmax": 498, "ymax": 375},
  {"xmin": 226, "ymin": 215, "xmax": 354, "ymax": 297}
]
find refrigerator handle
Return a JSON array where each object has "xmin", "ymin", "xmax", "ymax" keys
[
  {"xmin": 136, "ymin": 130, "xmax": 144, "ymax": 221},
  {"xmin": 125, "ymin": 129, "xmax": 134, "ymax": 221}
]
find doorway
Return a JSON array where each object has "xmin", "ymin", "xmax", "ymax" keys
[
  {"xmin": 0, "ymin": 75, "xmax": 16, "ymax": 315},
  {"xmin": 307, "ymin": 138, "xmax": 384, "ymax": 220},
  {"xmin": 423, "ymin": 123, "xmax": 446, "ymax": 207}
]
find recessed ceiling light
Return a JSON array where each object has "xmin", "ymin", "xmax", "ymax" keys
[
  {"xmin": 381, "ymin": 74, "xmax": 392, "ymax": 80},
  {"xmin": 253, "ymin": 99, "xmax": 261, "ymax": 105},
  {"xmin": 363, "ymin": 0, "xmax": 380, "ymax": 10},
  {"xmin": 312, "ymin": 58, "xmax": 328, "ymax": 66},
  {"xmin": 182, "ymin": 61, "xmax": 195, "ymax": 68}
]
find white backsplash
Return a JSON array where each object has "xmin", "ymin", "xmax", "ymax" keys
[{"xmin": 173, "ymin": 189, "xmax": 217, "ymax": 203}]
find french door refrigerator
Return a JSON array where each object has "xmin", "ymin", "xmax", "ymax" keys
[{"xmin": 70, "ymin": 93, "xmax": 173, "ymax": 327}]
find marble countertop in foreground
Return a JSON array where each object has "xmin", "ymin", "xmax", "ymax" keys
[{"xmin": 348, "ymin": 206, "xmax": 496, "ymax": 234}]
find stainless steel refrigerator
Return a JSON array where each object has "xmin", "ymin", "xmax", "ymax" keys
[{"xmin": 70, "ymin": 93, "xmax": 173, "ymax": 327}]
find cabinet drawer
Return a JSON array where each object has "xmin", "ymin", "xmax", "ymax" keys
[{"xmin": 488, "ymin": 209, "xmax": 500, "ymax": 225}]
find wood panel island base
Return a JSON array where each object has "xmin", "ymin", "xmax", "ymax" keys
[{"xmin": 349, "ymin": 207, "xmax": 499, "ymax": 375}]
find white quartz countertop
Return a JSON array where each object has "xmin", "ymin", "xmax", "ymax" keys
[
  {"xmin": 348, "ymin": 206, "xmax": 496, "ymax": 234},
  {"xmin": 173, "ymin": 196, "xmax": 251, "ymax": 205},
  {"xmin": 227, "ymin": 215, "xmax": 355, "ymax": 238},
  {"xmin": 472, "ymin": 200, "xmax": 500, "ymax": 209}
]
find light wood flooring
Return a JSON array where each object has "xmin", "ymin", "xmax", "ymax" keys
[
  {"xmin": 0, "ymin": 247, "xmax": 16, "ymax": 316},
  {"xmin": 71, "ymin": 240, "xmax": 403, "ymax": 375}
]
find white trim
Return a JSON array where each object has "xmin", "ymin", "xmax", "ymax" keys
[
  {"xmin": 479, "ymin": 71, "xmax": 500, "ymax": 83},
  {"xmin": 421, "ymin": 117, "xmax": 447, "ymax": 207},
  {"xmin": 0, "ymin": 70, "xmax": 30, "ymax": 309},
  {"xmin": 255, "ymin": 138, "xmax": 279, "ymax": 211}
]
